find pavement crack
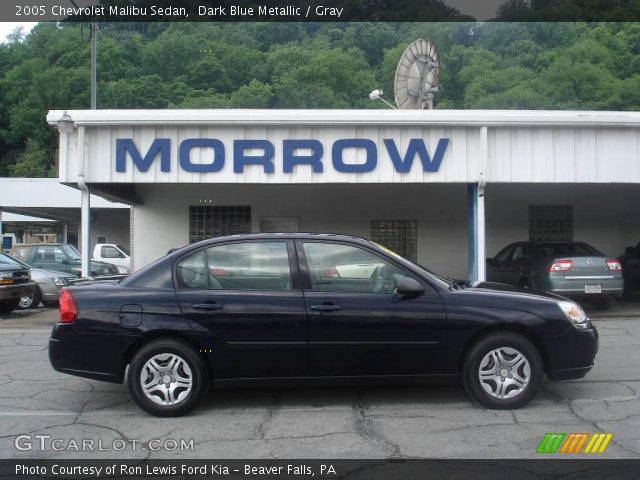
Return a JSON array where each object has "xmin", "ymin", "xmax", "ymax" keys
[
  {"xmin": 256, "ymin": 393, "xmax": 280, "ymax": 441},
  {"xmin": 353, "ymin": 390, "xmax": 404, "ymax": 458}
]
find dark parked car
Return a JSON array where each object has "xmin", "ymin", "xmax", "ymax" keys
[
  {"xmin": 486, "ymin": 241, "xmax": 624, "ymax": 309},
  {"xmin": 0, "ymin": 252, "xmax": 35, "ymax": 314},
  {"xmin": 49, "ymin": 233, "xmax": 598, "ymax": 417},
  {"xmin": 619, "ymin": 241, "xmax": 640, "ymax": 297},
  {"xmin": 10, "ymin": 243, "xmax": 119, "ymax": 278}
]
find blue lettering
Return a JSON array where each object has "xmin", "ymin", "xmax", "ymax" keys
[
  {"xmin": 115, "ymin": 138, "xmax": 170, "ymax": 173},
  {"xmin": 332, "ymin": 139, "xmax": 377, "ymax": 173},
  {"xmin": 179, "ymin": 138, "xmax": 225, "ymax": 173},
  {"xmin": 283, "ymin": 140, "xmax": 323, "ymax": 173},
  {"xmin": 383, "ymin": 138, "xmax": 449, "ymax": 173},
  {"xmin": 233, "ymin": 140, "xmax": 275, "ymax": 174}
]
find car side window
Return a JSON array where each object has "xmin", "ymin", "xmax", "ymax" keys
[
  {"xmin": 494, "ymin": 245, "xmax": 513, "ymax": 263},
  {"xmin": 176, "ymin": 251, "xmax": 208, "ymax": 289},
  {"xmin": 176, "ymin": 243, "xmax": 293, "ymax": 291},
  {"xmin": 302, "ymin": 242, "xmax": 406, "ymax": 293},
  {"xmin": 102, "ymin": 246, "xmax": 124, "ymax": 259},
  {"xmin": 206, "ymin": 242, "xmax": 292, "ymax": 291},
  {"xmin": 510, "ymin": 245, "xmax": 529, "ymax": 262}
]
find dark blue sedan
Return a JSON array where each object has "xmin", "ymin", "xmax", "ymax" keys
[{"xmin": 49, "ymin": 233, "xmax": 598, "ymax": 416}]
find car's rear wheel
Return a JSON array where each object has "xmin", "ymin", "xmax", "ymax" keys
[
  {"xmin": 128, "ymin": 339, "xmax": 208, "ymax": 417},
  {"xmin": 0, "ymin": 299, "xmax": 20, "ymax": 314},
  {"xmin": 463, "ymin": 332, "xmax": 542, "ymax": 409},
  {"xmin": 18, "ymin": 288, "xmax": 41, "ymax": 310}
]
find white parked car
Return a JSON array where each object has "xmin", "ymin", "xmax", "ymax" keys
[{"xmin": 92, "ymin": 244, "xmax": 131, "ymax": 274}]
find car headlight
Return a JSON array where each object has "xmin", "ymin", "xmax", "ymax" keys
[
  {"xmin": 53, "ymin": 277, "xmax": 68, "ymax": 286},
  {"xmin": 0, "ymin": 272, "xmax": 12, "ymax": 279},
  {"xmin": 117, "ymin": 266, "xmax": 130, "ymax": 275},
  {"xmin": 557, "ymin": 301, "xmax": 591, "ymax": 330}
]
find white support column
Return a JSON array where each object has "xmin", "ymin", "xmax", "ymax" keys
[
  {"xmin": 80, "ymin": 185, "xmax": 91, "ymax": 277},
  {"xmin": 0, "ymin": 207, "xmax": 3, "ymax": 252},
  {"xmin": 77, "ymin": 125, "xmax": 91, "ymax": 278},
  {"xmin": 467, "ymin": 127, "xmax": 488, "ymax": 283},
  {"xmin": 62, "ymin": 223, "xmax": 68, "ymax": 243}
]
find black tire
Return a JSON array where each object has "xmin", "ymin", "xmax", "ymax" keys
[
  {"xmin": 518, "ymin": 279, "xmax": 531, "ymax": 290},
  {"xmin": 463, "ymin": 332, "xmax": 543, "ymax": 409},
  {"xmin": 0, "ymin": 299, "xmax": 20, "ymax": 314},
  {"xmin": 591, "ymin": 297, "xmax": 612, "ymax": 310},
  {"xmin": 128, "ymin": 339, "xmax": 208, "ymax": 417},
  {"xmin": 18, "ymin": 287, "xmax": 41, "ymax": 310}
]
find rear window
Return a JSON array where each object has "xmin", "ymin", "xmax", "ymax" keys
[{"xmin": 537, "ymin": 243, "xmax": 602, "ymax": 257}]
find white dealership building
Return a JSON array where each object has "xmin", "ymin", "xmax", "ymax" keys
[{"xmin": 46, "ymin": 109, "xmax": 640, "ymax": 280}]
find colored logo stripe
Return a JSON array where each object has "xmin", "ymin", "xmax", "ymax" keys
[
  {"xmin": 537, "ymin": 433, "xmax": 566, "ymax": 453},
  {"xmin": 560, "ymin": 433, "xmax": 589, "ymax": 453},
  {"xmin": 537, "ymin": 433, "xmax": 613, "ymax": 454},
  {"xmin": 584, "ymin": 433, "xmax": 613, "ymax": 454}
]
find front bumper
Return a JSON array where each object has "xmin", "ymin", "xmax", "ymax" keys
[
  {"xmin": 546, "ymin": 325, "xmax": 599, "ymax": 381},
  {"xmin": 0, "ymin": 282, "xmax": 35, "ymax": 301}
]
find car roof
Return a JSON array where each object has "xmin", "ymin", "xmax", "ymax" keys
[
  {"xmin": 201, "ymin": 232, "xmax": 371, "ymax": 243},
  {"xmin": 177, "ymin": 232, "xmax": 375, "ymax": 254}
]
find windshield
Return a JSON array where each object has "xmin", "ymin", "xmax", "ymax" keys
[
  {"xmin": 62, "ymin": 244, "xmax": 81, "ymax": 260},
  {"xmin": 117, "ymin": 245, "xmax": 130, "ymax": 256},
  {"xmin": 371, "ymin": 241, "xmax": 454, "ymax": 290}
]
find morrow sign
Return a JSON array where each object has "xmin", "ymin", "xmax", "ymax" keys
[{"xmin": 115, "ymin": 138, "xmax": 450, "ymax": 174}]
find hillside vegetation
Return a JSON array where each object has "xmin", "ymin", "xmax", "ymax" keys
[{"xmin": 1, "ymin": 22, "xmax": 639, "ymax": 176}]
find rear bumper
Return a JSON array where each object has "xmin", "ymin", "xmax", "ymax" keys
[
  {"xmin": 49, "ymin": 323, "xmax": 138, "ymax": 384},
  {"xmin": 546, "ymin": 325, "xmax": 599, "ymax": 381},
  {"xmin": 0, "ymin": 282, "xmax": 35, "ymax": 301},
  {"xmin": 541, "ymin": 277, "xmax": 624, "ymax": 297}
]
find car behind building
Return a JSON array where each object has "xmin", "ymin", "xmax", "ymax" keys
[
  {"xmin": 487, "ymin": 241, "xmax": 623, "ymax": 309},
  {"xmin": 10, "ymin": 243, "xmax": 119, "ymax": 277}
]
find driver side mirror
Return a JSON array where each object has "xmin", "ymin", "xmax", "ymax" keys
[{"xmin": 396, "ymin": 276, "xmax": 425, "ymax": 296}]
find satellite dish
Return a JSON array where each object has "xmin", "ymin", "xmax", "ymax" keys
[{"xmin": 394, "ymin": 39, "xmax": 440, "ymax": 110}]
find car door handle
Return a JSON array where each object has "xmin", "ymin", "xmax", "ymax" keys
[
  {"xmin": 192, "ymin": 303, "xmax": 223, "ymax": 311},
  {"xmin": 310, "ymin": 304, "xmax": 341, "ymax": 313}
]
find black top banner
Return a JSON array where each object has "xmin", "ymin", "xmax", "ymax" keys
[{"xmin": 4, "ymin": 0, "xmax": 640, "ymax": 22}]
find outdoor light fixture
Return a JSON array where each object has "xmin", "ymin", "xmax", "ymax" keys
[{"xmin": 368, "ymin": 89, "xmax": 397, "ymax": 109}]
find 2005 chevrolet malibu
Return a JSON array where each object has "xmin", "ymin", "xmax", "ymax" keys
[{"xmin": 49, "ymin": 233, "xmax": 598, "ymax": 416}]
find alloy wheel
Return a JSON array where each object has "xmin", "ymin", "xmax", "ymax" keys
[
  {"xmin": 478, "ymin": 347, "xmax": 531, "ymax": 400},
  {"xmin": 140, "ymin": 353, "xmax": 193, "ymax": 406}
]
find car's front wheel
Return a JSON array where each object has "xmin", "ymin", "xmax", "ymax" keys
[
  {"xmin": 128, "ymin": 339, "xmax": 208, "ymax": 417},
  {"xmin": 18, "ymin": 288, "xmax": 41, "ymax": 310},
  {"xmin": 463, "ymin": 332, "xmax": 542, "ymax": 409}
]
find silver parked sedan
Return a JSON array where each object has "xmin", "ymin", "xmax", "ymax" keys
[
  {"xmin": 18, "ymin": 268, "xmax": 77, "ymax": 309},
  {"xmin": 6, "ymin": 253, "xmax": 76, "ymax": 309},
  {"xmin": 487, "ymin": 241, "xmax": 624, "ymax": 309}
]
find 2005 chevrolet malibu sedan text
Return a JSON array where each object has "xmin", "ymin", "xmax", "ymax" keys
[{"xmin": 49, "ymin": 233, "xmax": 598, "ymax": 416}]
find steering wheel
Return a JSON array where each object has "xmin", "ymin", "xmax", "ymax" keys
[{"xmin": 367, "ymin": 265, "xmax": 390, "ymax": 293}]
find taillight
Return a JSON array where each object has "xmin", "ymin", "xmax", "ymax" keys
[
  {"xmin": 606, "ymin": 258, "xmax": 622, "ymax": 271},
  {"xmin": 58, "ymin": 288, "xmax": 77, "ymax": 324},
  {"xmin": 548, "ymin": 259, "xmax": 573, "ymax": 272}
]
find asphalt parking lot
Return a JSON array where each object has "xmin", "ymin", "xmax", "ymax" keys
[{"xmin": 1, "ymin": 304, "xmax": 639, "ymax": 460}]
